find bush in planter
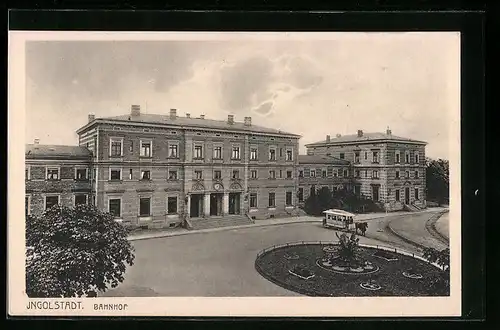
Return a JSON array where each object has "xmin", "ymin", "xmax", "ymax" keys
[
  {"xmin": 26, "ymin": 204, "xmax": 135, "ymax": 298},
  {"xmin": 334, "ymin": 232, "xmax": 361, "ymax": 267}
]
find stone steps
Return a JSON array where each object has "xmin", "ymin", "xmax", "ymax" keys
[{"xmin": 189, "ymin": 215, "xmax": 254, "ymax": 230}]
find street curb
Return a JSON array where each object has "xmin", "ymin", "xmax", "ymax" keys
[{"xmin": 128, "ymin": 209, "xmax": 445, "ymax": 242}]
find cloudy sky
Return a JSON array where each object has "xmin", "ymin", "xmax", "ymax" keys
[{"xmin": 24, "ymin": 33, "xmax": 459, "ymax": 159}]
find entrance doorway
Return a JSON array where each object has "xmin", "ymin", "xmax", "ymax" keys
[
  {"xmin": 228, "ymin": 193, "xmax": 241, "ymax": 215},
  {"xmin": 190, "ymin": 194, "xmax": 204, "ymax": 218},
  {"xmin": 405, "ymin": 187, "xmax": 410, "ymax": 204},
  {"xmin": 210, "ymin": 193, "xmax": 224, "ymax": 216},
  {"xmin": 372, "ymin": 185, "xmax": 380, "ymax": 202}
]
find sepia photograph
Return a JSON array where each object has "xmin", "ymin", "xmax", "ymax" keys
[{"xmin": 9, "ymin": 30, "xmax": 461, "ymax": 317}]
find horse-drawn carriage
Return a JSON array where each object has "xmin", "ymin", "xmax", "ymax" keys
[{"xmin": 322, "ymin": 209, "xmax": 368, "ymax": 236}]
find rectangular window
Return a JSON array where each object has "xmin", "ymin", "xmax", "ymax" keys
[
  {"xmin": 415, "ymin": 188, "xmax": 419, "ymax": 200},
  {"xmin": 406, "ymin": 171, "xmax": 410, "ymax": 178},
  {"xmin": 74, "ymin": 194, "xmax": 87, "ymax": 206},
  {"xmin": 320, "ymin": 170, "xmax": 326, "ymax": 177},
  {"xmin": 213, "ymin": 146, "xmax": 222, "ymax": 159},
  {"xmin": 110, "ymin": 139, "xmax": 123, "ymax": 157},
  {"xmin": 46, "ymin": 167, "xmax": 60, "ymax": 180},
  {"xmin": 168, "ymin": 170, "xmax": 178, "ymax": 180},
  {"xmin": 310, "ymin": 170, "xmax": 316, "ymax": 177},
  {"xmin": 279, "ymin": 148, "xmax": 283, "ymax": 158},
  {"xmin": 279, "ymin": 170, "xmax": 283, "ymax": 178},
  {"xmin": 167, "ymin": 197, "xmax": 178, "ymax": 214},
  {"xmin": 129, "ymin": 169, "xmax": 133, "ymax": 180},
  {"xmin": 395, "ymin": 190, "xmax": 400, "ymax": 201},
  {"xmin": 109, "ymin": 198, "xmax": 122, "ymax": 218},
  {"xmin": 286, "ymin": 149, "xmax": 293, "ymax": 161},
  {"xmin": 354, "ymin": 152, "xmax": 360, "ymax": 163},
  {"xmin": 140, "ymin": 170, "xmax": 151, "ymax": 180},
  {"xmin": 251, "ymin": 170, "xmax": 257, "ymax": 179},
  {"xmin": 269, "ymin": 148, "xmax": 276, "ymax": 161},
  {"xmin": 194, "ymin": 145, "xmax": 203, "ymax": 159},
  {"xmin": 93, "ymin": 169, "xmax": 97, "ymax": 180},
  {"xmin": 232, "ymin": 170, "xmax": 240, "ymax": 179},
  {"xmin": 298, "ymin": 170, "xmax": 304, "ymax": 177},
  {"xmin": 298, "ymin": 188, "xmax": 304, "ymax": 202},
  {"xmin": 231, "ymin": 146, "xmax": 241, "ymax": 159},
  {"xmin": 415, "ymin": 151, "xmax": 420, "ymax": 164},
  {"xmin": 355, "ymin": 170, "xmax": 360, "ymax": 178},
  {"xmin": 250, "ymin": 193, "xmax": 257, "ymax": 208},
  {"xmin": 110, "ymin": 169, "xmax": 121, "ymax": 181},
  {"xmin": 340, "ymin": 153, "xmax": 345, "ymax": 159},
  {"xmin": 45, "ymin": 195, "xmax": 59, "ymax": 210},
  {"xmin": 286, "ymin": 192, "xmax": 293, "ymax": 206},
  {"xmin": 140, "ymin": 141, "xmax": 152, "ymax": 157},
  {"xmin": 343, "ymin": 169, "xmax": 349, "ymax": 177},
  {"xmin": 214, "ymin": 170, "xmax": 222, "ymax": 180},
  {"xmin": 195, "ymin": 170, "xmax": 203, "ymax": 179},
  {"xmin": 250, "ymin": 148, "xmax": 258, "ymax": 160},
  {"xmin": 372, "ymin": 151, "xmax": 379, "ymax": 163},
  {"xmin": 25, "ymin": 167, "xmax": 30, "ymax": 180},
  {"xmin": 338, "ymin": 169, "xmax": 343, "ymax": 177},
  {"xmin": 364, "ymin": 152, "xmax": 368, "ymax": 160},
  {"xmin": 139, "ymin": 197, "xmax": 151, "ymax": 217},
  {"xmin": 269, "ymin": 170, "xmax": 276, "ymax": 179},
  {"xmin": 286, "ymin": 171, "xmax": 292, "ymax": 179},
  {"xmin": 129, "ymin": 142, "xmax": 133, "ymax": 152},
  {"xmin": 395, "ymin": 152, "xmax": 401, "ymax": 164},
  {"xmin": 415, "ymin": 170, "xmax": 419, "ymax": 178},
  {"xmin": 268, "ymin": 193, "xmax": 276, "ymax": 207},
  {"xmin": 372, "ymin": 170, "xmax": 379, "ymax": 179},
  {"xmin": 168, "ymin": 144, "xmax": 178, "ymax": 158},
  {"xmin": 405, "ymin": 152, "xmax": 410, "ymax": 164},
  {"xmin": 396, "ymin": 171, "xmax": 400, "ymax": 179}
]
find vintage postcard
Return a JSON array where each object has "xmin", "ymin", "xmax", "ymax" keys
[{"xmin": 8, "ymin": 31, "xmax": 461, "ymax": 317}]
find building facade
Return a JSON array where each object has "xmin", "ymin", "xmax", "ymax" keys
[
  {"xmin": 25, "ymin": 142, "xmax": 93, "ymax": 216},
  {"xmin": 296, "ymin": 155, "xmax": 353, "ymax": 206},
  {"xmin": 305, "ymin": 129, "xmax": 427, "ymax": 211},
  {"xmin": 73, "ymin": 105, "xmax": 301, "ymax": 229}
]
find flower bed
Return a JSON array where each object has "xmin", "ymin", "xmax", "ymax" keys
[{"xmin": 255, "ymin": 243, "xmax": 449, "ymax": 297}]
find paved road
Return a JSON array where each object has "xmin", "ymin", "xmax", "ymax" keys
[
  {"xmin": 102, "ymin": 222, "xmax": 389, "ymax": 297},
  {"xmin": 434, "ymin": 212, "xmax": 449, "ymax": 240},
  {"xmin": 386, "ymin": 211, "xmax": 448, "ymax": 251}
]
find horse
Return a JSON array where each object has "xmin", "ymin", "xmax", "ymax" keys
[{"xmin": 355, "ymin": 222, "xmax": 368, "ymax": 236}]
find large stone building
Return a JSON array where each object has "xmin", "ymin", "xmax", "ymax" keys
[
  {"xmin": 305, "ymin": 129, "xmax": 427, "ymax": 211},
  {"xmin": 25, "ymin": 106, "xmax": 428, "ymax": 228},
  {"xmin": 74, "ymin": 105, "xmax": 301, "ymax": 229},
  {"xmin": 25, "ymin": 141, "xmax": 93, "ymax": 216}
]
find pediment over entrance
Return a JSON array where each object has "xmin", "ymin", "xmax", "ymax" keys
[
  {"xmin": 192, "ymin": 182, "xmax": 205, "ymax": 191},
  {"xmin": 229, "ymin": 182, "xmax": 243, "ymax": 191}
]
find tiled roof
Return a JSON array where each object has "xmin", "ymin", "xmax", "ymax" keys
[
  {"xmin": 307, "ymin": 132, "xmax": 427, "ymax": 146},
  {"xmin": 25, "ymin": 144, "xmax": 92, "ymax": 159},
  {"xmin": 88, "ymin": 113, "xmax": 300, "ymax": 137},
  {"xmin": 298, "ymin": 154, "xmax": 350, "ymax": 165}
]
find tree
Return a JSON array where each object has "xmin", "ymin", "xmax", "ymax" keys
[
  {"xmin": 26, "ymin": 204, "xmax": 135, "ymax": 298},
  {"xmin": 426, "ymin": 158, "xmax": 449, "ymax": 205}
]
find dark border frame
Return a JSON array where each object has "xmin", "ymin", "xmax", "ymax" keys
[{"xmin": 6, "ymin": 8, "xmax": 486, "ymax": 323}]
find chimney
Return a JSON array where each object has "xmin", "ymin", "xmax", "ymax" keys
[
  {"xmin": 357, "ymin": 130, "xmax": 363, "ymax": 137},
  {"xmin": 131, "ymin": 104, "xmax": 141, "ymax": 117},
  {"xmin": 200, "ymin": 115, "xmax": 205, "ymax": 119},
  {"xmin": 244, "ymin": 116, "xmax": 252, "ymax": 126},
  {"xmin": 326, "ymin": 135, "xmax": 331, "ymax": 142},
  {"xmin": 88, "ymin": 114, "xmax": 95, "ymax": 123},
  {"xmin": 170, "ymin": 109, "xmax": 177, "ymax": 119},
  {"xmin": 336, "ymin": 134, "xmax": 341, "ymax": 138},
  {"xmin": 227, "ymin": 114, "xmax": 234, "ymax": 125},
  {"xmin": 386, "ymin": 127, "xmax": 392, "ymax": 135},
  {"xmin": 34, "ymin": 138, "xmax": 40, "ymax": 145},
  {"xmin": 186, "ymin": 113, "xmax": 191, "ymax": 118}
]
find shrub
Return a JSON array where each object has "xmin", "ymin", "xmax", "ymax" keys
[{"xmin": 26, "ymin": 204, "xmax": 135, "ymax": 298}]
